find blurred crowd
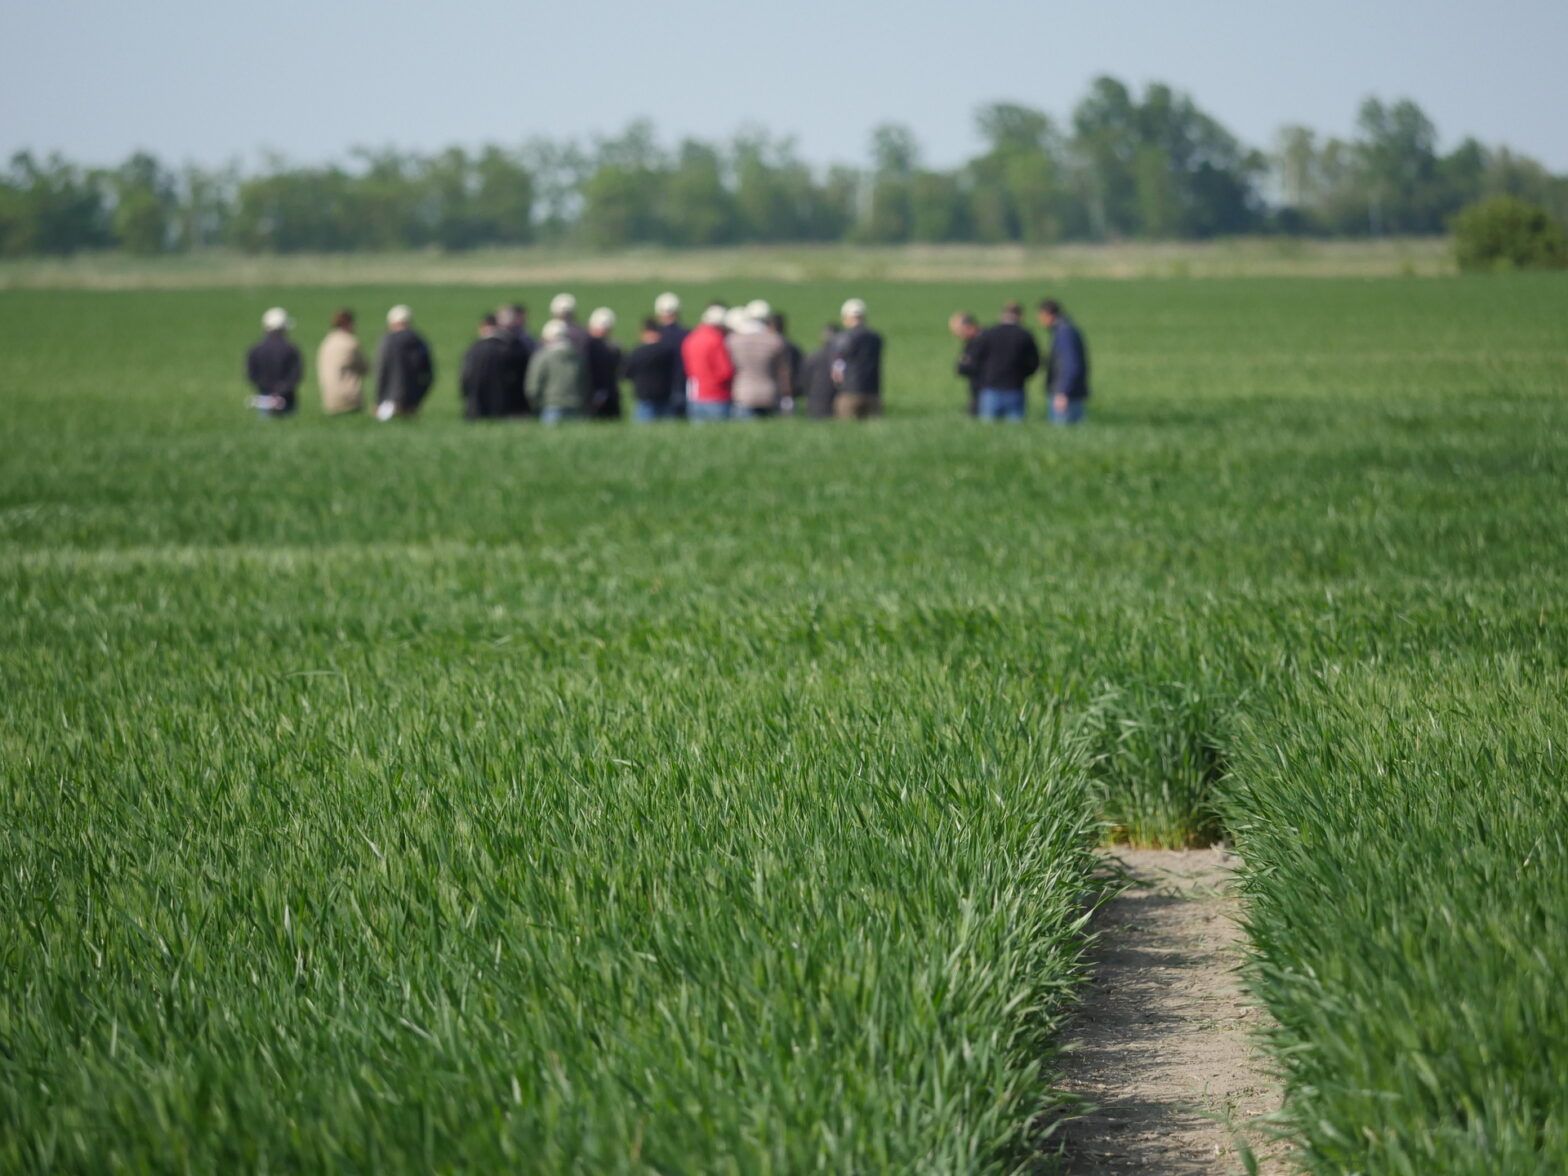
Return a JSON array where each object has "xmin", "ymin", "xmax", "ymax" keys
[{"xmin": 246, "ymin": 292, "xmax": 1087, "ymax": 425}]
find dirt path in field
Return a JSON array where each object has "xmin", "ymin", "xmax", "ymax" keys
[{"xmin": 1052, "ymin": 847, "xmax": 1285, "ymax": 1175}]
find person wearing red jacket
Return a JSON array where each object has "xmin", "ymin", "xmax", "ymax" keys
[{"xmin": 680, "ymin": 303, "xmax": 734, "ymax": 422}]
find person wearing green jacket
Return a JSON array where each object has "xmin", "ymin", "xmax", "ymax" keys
[{"xmin": 526, "ymin": 319, "xmax": 588, "ymax": 424}]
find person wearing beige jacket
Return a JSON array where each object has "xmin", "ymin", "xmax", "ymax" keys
[{"xmin": 316, "ymin": 309, "xmax": 369, "ymax": 414}]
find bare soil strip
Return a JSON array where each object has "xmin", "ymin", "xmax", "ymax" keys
[{"xmin": 1053, "ymin": 847, "xmax": 1283, "ymax": 1175}]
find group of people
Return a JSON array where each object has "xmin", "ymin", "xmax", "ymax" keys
[
  {"xmin": 950, "ymin": 300, "xmax": 1090, "ymax": 424},
  {"xmin": 245, "ymin": 291, "xmax": 1087, "ymax": 425}
]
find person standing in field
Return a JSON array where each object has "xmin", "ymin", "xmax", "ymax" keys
[
  {"xmin": 681, "ymin": 303, "xmax": 735, "ymax": 423},
  {"xmin": 771, "ymin": 311, "xmax": 803, "ymax": 415},
  {"xmin": 728, "ymin": 300, "xmax": 787, "ymax": 419},
  {"xmin": 1037, "ymin": 298, "xmax": 1091, "ymax": 425},
  {"xmin": 549, "ymin": 293, "xmax": 589, "ymax": 356},
  {"xmin": 527, "ymin": 319, "xmax": 588, "ymax": 424},
  {"xmin": 624, "ymin": 318, "xmax": 677, "ymax": 422},
  {"xmin": 586, "ymin": 307, "xmax": 624, "ymax": 420},
  {"xmin": 801, "ymin": 323, "xmax": 840, "ymax": 419},
  {"xmin": 949, "ymin": 312, "xmax": 983, "ymax": 417},
  {"xmin": 459, "ymin": 313, "xmax": 514, "ymax": 420},
  {"xmin": 654, "ymin": 292, "xmax": 688, "ymax": 418},
  {"xmin": 496, "ymin": 303, "xmax": 534, "ymax": 416},
  {"xmin": 315, "ymin": 308, "xmax": 368, "ymax": 416},
  {"xmin": 246, "ymin": 307, "xmax": 302, "ymax": 417},
  {"xmin": 831, "ymin": 298, "xmax": 883, "ymax": 420},
  {"xmin": 970, "ymin": 302, "xmax": 1040, "ymax": 423},
  {"xmin": 374, "ymin": 305, "xmax": 435, "ymax": 420}
]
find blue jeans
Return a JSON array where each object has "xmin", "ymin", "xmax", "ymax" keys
[
  {"xmin": 540, "ymin": 407, "xmax": 583, "ymax": 425},
  {"xmin": 1049, "ymin": 396, "xmax": 1087, "ymax": 426},
  {"xmin": 977, "ymin": 388, "xmax": 1026, "ymax": 422},
  {"xmin": 634, "ymin": 400, "xmax": 679, "ymax": 423},
  {"xmin": 688, "ymin": 401, "xmax": 732, "ymax": 424}
]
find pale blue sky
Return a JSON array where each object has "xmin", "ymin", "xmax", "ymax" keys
[{"xmin": 3, "ymin": 0, "xmax": 1565, "ymax": 171}]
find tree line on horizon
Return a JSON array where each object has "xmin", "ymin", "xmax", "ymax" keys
[{"xmin": 2, "ymin": 76, "xmax": 1565, "ymax": 258}]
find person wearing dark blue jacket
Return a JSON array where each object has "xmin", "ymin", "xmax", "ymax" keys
[{"xmin": 1038, "ymin": 299, "xmax": 1090, "ymax": 425}]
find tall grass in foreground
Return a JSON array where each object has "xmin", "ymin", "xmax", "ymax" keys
[
  {"xmin": 1228, "ymin": 661, "xmax": 1568, "ymax": 1174},
  {"xmin": 0, "ymin": 626, "xmax": 1099, "ymax": 1171}
]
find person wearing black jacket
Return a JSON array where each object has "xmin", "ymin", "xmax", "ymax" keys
[
  {"xmin": 460, "ymin": 314, "xmax": 514, "ymax": 420},
  {"xmin": 655, "ymin": 292, "xmax": 688, "ymax": 418},
  {"xmin": 374, "ymin": 305, "xmax": 435, "ymax": 420},
  {"xmin": 802, "ymin": 324, "xmax": 839, "ymax": 419},
  {"xmin": 246, "ymin": 307, "xmax": 302, "ymax": 417},
  {"xmin": 625, "ymin": 319, "xmax": 677, "ymax": 422},
  {"xmin": 949, "ymin": 312, "xmax": 982, "ymax": 417},
  {"xmin": 830, "ymin": 298, "xmax": 883, "ymax": 419},
  {"xmin": 970, "ymin": 302, "xmax": 1040, "ymax": 422},
  {"xmin": 771, "ymin": 312, "xmax": 803, "ymax": 415},
  {"xmin": 497, "ymin": 303, "xmax": 534, "ymax": 416},
  {"xmin": 586, "ymin": 307, "xmax": 623, "ymax": 420}
]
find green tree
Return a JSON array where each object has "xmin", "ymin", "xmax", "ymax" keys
[
  {"xmin": 968, "ymin": 103, "xmax": 1069, "ymax": 244},
  {"xmin": 909, "ymin": 170, "xmax": 966, "ymax": 242},
  {"xmin": 1071, "ymin": 77, "xmax": 1142, "ymax": 238},
  {"xmin": 0, "ymin": 152, "xmax": 108, "ymax": 255},
  {"xmin": 109, "ymin": 151, "xmax": 177, "ymax": 254},
  {"xmin": 861, "ymin": 123, "xmax": 919, "ymax": 243},
  {"xmin": 661, "ymin": 140, "xmax": 733, "ymax": 246},
  {"xmin": 1452, "ymin": 196, "xmax": 1567, "ymax": 272},
  {"xmin": 1357, "ymin": 98, "xmax": 1442, "ymax": 234}
]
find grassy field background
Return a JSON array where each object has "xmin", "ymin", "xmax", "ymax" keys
[{"xmin": 2, "ymin": 273, "xmax": 1566, "ymax": 1172}]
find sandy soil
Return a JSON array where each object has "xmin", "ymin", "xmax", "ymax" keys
[{"xmin": 1051, "ymin": 847, "xmax": 1286, "ymax": 1175}]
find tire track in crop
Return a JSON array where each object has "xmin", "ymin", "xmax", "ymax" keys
[{"xmin": 1052, "ymin": 848, "xmax": 1283, "ymax": 1175}]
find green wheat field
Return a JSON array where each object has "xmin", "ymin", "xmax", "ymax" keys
[{"xmin": 2, "ymin": 272, "xmax": 1566, "ymax": 1173}]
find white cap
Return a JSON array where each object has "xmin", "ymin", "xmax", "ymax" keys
[
  {"xmin": 841, "ymin": 298, "xmax": 867, "ymax": 320},
  {"xmin": 654, "ymin": 291, "xmax": 680, "ymax": 316},
  {"xmin": 540, "ymin": 319, "xmax": 567, "ymax": 344},
  {"xmin": 701, "ymin": 303, "xmax": 728, "ymax": 327},
  {"xmin": 549, "ymin": 293, "xmax": 577, "ymax": 318},
  {"xmin": 387, "ymin": 304, "xmax": 412, "ymax": 325},
  {"xmin": 588, "ymin": 307, "xmax": 617, "ymax": 332},
  {"xmin": 261, "ymin": 307, "xmax": 293, "ymax": 331},
  {"xmin": 724, "ymin": 307, "xmax": 757, "ymax": 334},
  {"xmin": 745, "ymin": 299, "xmax": 772, "ymax": 323}
]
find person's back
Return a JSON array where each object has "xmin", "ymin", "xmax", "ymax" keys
[
  {"xmin": 625, "ymin": 333, "xmax": 675, "ymax": 420},
  {"xmin": 376, "ymin": 310, "xmax": 435, "ymax": 417},
  {"xmin": 527, "ymin": 332, "xmax": 587, "ymax": 421},
  {"xmin": 973, "ymin": 321, "xmax": 1039, "ymax": 392},
  {"xmin": 728, "ymin": 327, "xmax": 786, "ymax": 412},
  {"xmin": 316, "ymin": 323, "xmax": 366, "ymax": 415},
  {"xmin": 461, "ymin": 327, "xmax": 512, "ymax": 420},
  {"xmin": 499, "ymin": 328, "xmax": 532, "ymax": 416},
  {"xmin": 802, "ymin": 326, "xmax": 839, "ymax": 419},
  {"xmin": 247, "ymin": 327, "xmax": 302, "ymax": 414},
  {"xmin": 682, "ymin": 321, "xmax": 734, "ymax": 406},
  {"xmin": 1048, "ymin": 316, "xmax": 1089, "ymax": 398},
  {"xmin": 586, "ymin": 334, "xmax": 623, "ymax": 420},
  {"xmin": 837, "ymin": 325, "xmax": 882, "ymax": 394}
]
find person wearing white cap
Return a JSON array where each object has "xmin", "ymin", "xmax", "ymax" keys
[
  {"xmin": 680, "ymin": 302, "xmax": 736, "ymax": 422},
  {"xmin": 549, "ymin": 292, "xmax": 589, "ymax": 356},
  {"xmin": 374, "ymin": 304, "xmax": 435, "ymax": 420},
  {"xmin": 526, "ymin": 318, "xmax": 588, "ymax": 424},
  {"xmin": 246, "ymin": 307, "xmax": 302, "ymax": 417},
  {"xmin": 831, "ymin": 298, "xmax": 884, "ymax": 420},
  {"xmin": 654, "ymin": 292, "xmax": 688, "ymax": 417},
  {"xmin": 585, "ymin": 307, "xmax": 623, "ymax": 419},
  {"xmin": 727, "ymin": 300, "xmax": 787, "ymax": 419}
]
